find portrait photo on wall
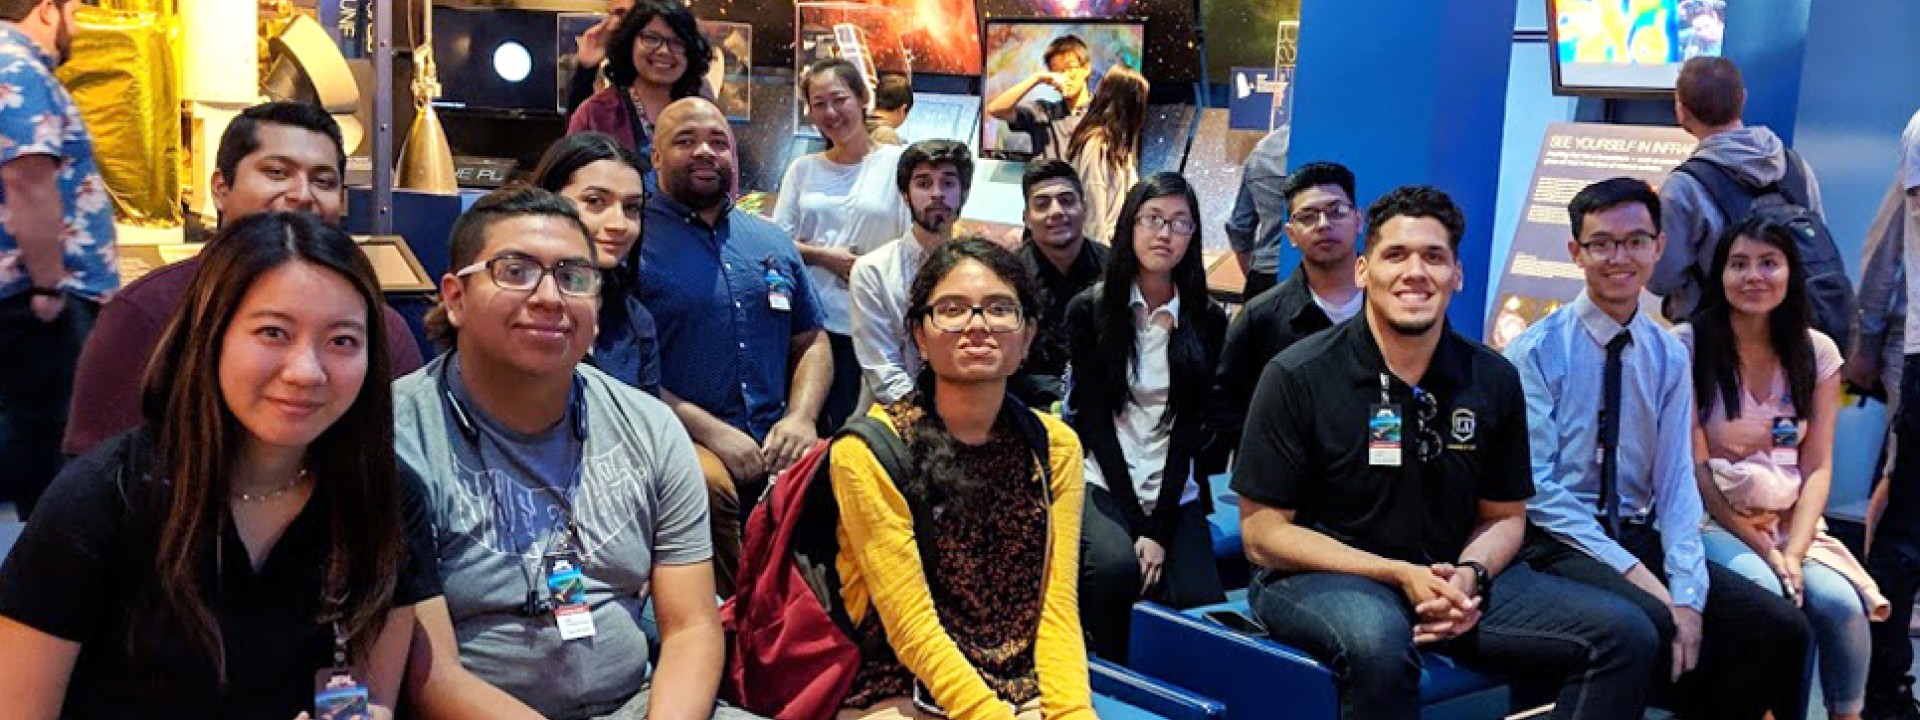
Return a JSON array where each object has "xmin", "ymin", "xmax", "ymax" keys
[
  {"xmin": 699, "ymin": 20, "xmax": 754, "ymax": 121},
  {"xmin": 979, "ymin": 18, "xmax": 1143, "ymax": 159},
  {"xmin": 978, "ymin": 0, "xmax": 1195, "ymax": 82}
]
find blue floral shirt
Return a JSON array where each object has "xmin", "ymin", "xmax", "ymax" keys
[{"xmin": 0, "ymin": 24, "xmax": 117, "ymax": 301}]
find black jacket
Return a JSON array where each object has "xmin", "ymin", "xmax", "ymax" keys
[
  {"xmin": 1063, "ymin": 283, "xmax": 1232, "ymax": 545},
  {"xmin": 1212, "ymin": 264, "xmax": 1338, "ymax": 448}
]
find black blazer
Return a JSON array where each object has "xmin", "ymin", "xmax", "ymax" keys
[{"xmin": 1063, "ymin": 283, "xmax": 1232, "ymax": 545}]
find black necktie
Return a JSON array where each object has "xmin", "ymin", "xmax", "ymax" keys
[{"xmin": 1598, "ymin": 330, "xmax": 1631, "ymax": 538}]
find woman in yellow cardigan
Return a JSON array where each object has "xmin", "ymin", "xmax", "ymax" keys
[{"xmin": 827, "ymin": 238, "xmax": 1095, "ymax": 720}]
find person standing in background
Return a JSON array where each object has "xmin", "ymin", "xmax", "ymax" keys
[
  {"xmin": 0, "ymin": 0, "xmax": 117, "ymax": 517},
  {"xmin": 1067, "ymin": 65, "xmax": 1147, "ymax": 246},
  {"xmin": 566, "ymin": 0, "xmax": 711, "ymax": 189},
  {"xmin": 1225, "ymin": 127, "xmax": 1290, "ymax": 300},
  {"xmin": 560, "ymin": 0, "xmax": 634, "ymax": 114},
  {"xmin": 985, "ymin": 35, "xmax": 1093, "ymax": 162}
]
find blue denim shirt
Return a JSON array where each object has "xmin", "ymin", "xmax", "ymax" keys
[
  {"xmin": 1504, "ymin": 291, "xmax": 1707, "ymax": 610},
  {"xmin": 636, "ymin": 193, "xmax": 822, "ymax": 442},
  {"xmin": 0, "ymin": 25, "xmax": 117, "ymax": 301}
]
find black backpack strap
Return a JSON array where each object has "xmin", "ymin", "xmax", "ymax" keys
[
  {"xmin": 1676, "ymin": 156, "xmax": 1761, "ymax": 226},
  {"xmin": 1776, "ymin": 148, "xmax": 1813, "ymax": 209}
]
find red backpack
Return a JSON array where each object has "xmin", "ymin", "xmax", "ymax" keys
[{"xmin": 718, "ymin": 417, "xmax": 915, "ymax": 720}]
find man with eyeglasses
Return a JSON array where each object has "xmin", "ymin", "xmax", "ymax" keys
[
  {"xmin": 635, "ymin": 98, "xmax": 831, "ymax": 596},
  {"xmin": 394, "ymin": 186, "xmax": 753, "ymax": 720},
  {"xmin": 1235, "ymin": 186, "xmax": 1658, "ymax": 720},
  {"xmin": 1216, "ymin": 161, "xmax": 1363, "ymax": 449},
  {"xmin": 1505, "ymin": 177, "xmax": 1811, "ymax": 719},
  {"xmin": 985, "ymin": 34, "xmax": 1091, "ymax": 161}
]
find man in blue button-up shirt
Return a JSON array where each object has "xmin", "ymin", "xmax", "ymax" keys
[
  {"xmin": 636, "ymin": 98, "xmax": 832, "ymax": 596},
  {"xmin": 1508, "ymin": 177, "xmax": 1810, "ymax": 718}
]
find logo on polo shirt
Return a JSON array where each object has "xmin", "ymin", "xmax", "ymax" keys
[{"xmin": 1450, "ymin": 408, "xmax": 1477, "ymax": 446}]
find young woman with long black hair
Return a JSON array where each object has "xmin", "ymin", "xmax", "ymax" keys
[{"xmin": 1065, "ymin": 66, "xmax": 1147, "ymax": 246}]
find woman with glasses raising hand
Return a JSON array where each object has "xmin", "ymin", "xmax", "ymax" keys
[
  {"xmin": 567, "ymin": 0, "xmax": 712, "ymax": 188},
  {"xmin": 1063, "ymin": 172, "xmax": 1230, "ymax": 661},
  {"xmin": 827, "ymin": 238, "xmax": 1095, "ymax": 720}
]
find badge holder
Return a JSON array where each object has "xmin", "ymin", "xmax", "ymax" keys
[
  {"xmin": 1770, "ymin": 416, "xmax": 1801, "ymax": 467},
  {"xmin": 545, "ymin": 533, "xmax": 596, "ymax": 641},
  {"xmin": 314, "ymin": 621, "xmax": 371, "ymax": 720},
  {"xmin": 765, "ymin": 259, "xmax": 793, "ymax": 312},
  {"xmin": 1369, "ymin": 375, "xmax": 1403, "ymax": 467}
]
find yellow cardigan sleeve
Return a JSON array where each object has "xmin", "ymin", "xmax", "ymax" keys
[
  {"xmin": 1033, "ymin": 413, "xmax": 1097, "ymax": 720},
  {"xmin": 830, "ymin": 426, "xmax": 1013, "ymax": 720}
]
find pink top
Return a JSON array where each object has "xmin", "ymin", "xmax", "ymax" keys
[{"xmin": 1673, "ymin": 325, "xmax": 1842, "ymax": 478}]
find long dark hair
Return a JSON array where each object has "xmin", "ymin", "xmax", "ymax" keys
[
  {"xmin": 531, "ymin": 132, "xmax": 649, "ymax": 276},
  {"xmin": 137, "ymin": 212, "xmax": 400, "ymax": 681},
  {"xmin": 1092, "ymin": 172, "xmax": 1210, "ymax": 429},
  {"xmin": 604, "ymin": 0, "xmax": 711, "ymax": 99},
  {"xmin": 899, "ymin": 238, "xmax": 1042, "ymax": 507},
  {"xmin": 1688, "ymin": 216, "xmax": 1817, "ymax": 421},
  {"xmin": 1067, "ymin": 66, "xmax": 1147, "ymax": 171}
]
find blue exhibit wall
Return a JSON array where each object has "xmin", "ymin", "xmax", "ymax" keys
[
  {"xmin": 1288, "ymin": 0, "xmax": 1517, "ymax": 338},
  {"xmin": 1790, "ymin": 0, "xmax": 1920, "ymax": 273}
]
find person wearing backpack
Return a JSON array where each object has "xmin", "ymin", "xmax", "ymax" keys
[
  {"xmin": 825, "ymin": 238, "xmax": 1095, "ymax": 720},
  {"xmin": 1650, "ymin": 56, "xmax": 1853, "ymax": 352}
]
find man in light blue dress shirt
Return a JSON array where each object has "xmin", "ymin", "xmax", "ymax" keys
[{"xmin": 1506, "ymin": 178, "xmax": 1811, "ymax": 719}]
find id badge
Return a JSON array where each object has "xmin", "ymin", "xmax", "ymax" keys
[
  {"xmin": 1368, "ymin": 404, "xmax": 1403, "ymax": 467},
  {"xmin": 765, "ymin": 266, "xmax": 793, "ymax": 312},
  {"xmin": 544, "ymin": 552, "xmax": 596, "ymax": 640},
  {"xmin": 768, "ymin": 287, "xmax": 792, "ymax": 312},
  {"xmin": 1770, "ymin": 416, "xmax": 1801, "ymax": 467},
  {"xmin": 314, "ymin": 668, "xmax": 371, "ymax": 720}
]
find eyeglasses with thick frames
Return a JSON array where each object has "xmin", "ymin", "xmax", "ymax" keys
[
  {"xmin": 1577, "ymin": 234, "xmax": 1657, "ymax": 258},
  {"xmin": 456, "ymin": 253, "xmax": 602, "ymax": 297},
  {"xmin": 638, "ymin": 30, "xmax": 688, "ymax": 56},
  {"xmin": 1290, "ymin": 201, "xmax": 1355, "ymax": 228},
  {"xmin": 920, "ymin": 299, "xmax": 1027, "ymax": 333},
  {"xmin": 1136, "ymin": 214, "xmax": 1197, "ymax": 236}
]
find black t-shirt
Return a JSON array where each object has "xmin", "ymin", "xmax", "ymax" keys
[
  {"xmin": 1230, "ymin": 316, "xmax": 1534, "ymax": 566},
  {"xmin": 0, "ymin": 430, "xmax": 443, "ymax": 719},
  {"xmin": 1214, "ymin": 264, "xmax": 1336, "ymax": 446}
]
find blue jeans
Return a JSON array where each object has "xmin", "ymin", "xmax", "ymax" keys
[
  {"xmin": 1703, "ymin": 529, "xmax": 1871, "ymax": 715},
  {"xmin": 1248, "ymin": 564, "xmax": 1657, "ymax": 720}
]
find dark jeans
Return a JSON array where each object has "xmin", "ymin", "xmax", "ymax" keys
[
  {"xmin": 819, "ymin": 331, "xmax": 861, "ymax": 436},
  {"xmin": 1247, "ymin": 563, "xmax": 1657, "ymax": 720},
  {"xmin": 1519, "ymin": 525, "xmax": 1812, "ymax": 720},
  {"xmin": 0, "ymin": 291, "xmax": 98, "ymax": 516},
  {"xmin": 1079, "ymin": 485, "xmax": 1225, "ymax": 661},
  {"xmin": 1241, "ymin": 269, "xmax": 1278, "ymax": 303},
  {"xmin": 1868, "ymin": 353, "xmax": 1920, "ymax": 697}
]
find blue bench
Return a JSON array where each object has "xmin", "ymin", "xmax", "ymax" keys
[
  {"xmin": 1092, "ymin": 657, "xmax": 1227, "ymax": 720},
  {"xmin": 0, "ymin": 520, "xmax": 20, "ymax": 563},
  {"xmin": 1127, "ymin": 600, "xmax": 1511, "ymax": 720}
]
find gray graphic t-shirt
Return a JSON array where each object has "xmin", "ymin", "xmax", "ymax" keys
[{"xmin": 394, "ymin": 355, "xmax": 712, "ymax": 719}]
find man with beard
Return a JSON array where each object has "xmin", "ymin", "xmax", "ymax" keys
[
  {"xmin": 1013, "ymin": 159, "xmax": 1106, "ymax": 409},
  {"xmin": 1235, "ymin": 186, "xmax": 1658, "ymax": 719},
  {"xmin": 634, "ymin": 98, "xmax": 832, "ymax": 596},
  {"xmin": 1214, "ymin": 162, "xmax": 1363, "ymax": 449},
  {"xmin": 849, "ymin": 139, "xmax": 974, "ymax": 408},
  {"xmin": 0, "ymin": 0, "xmax": 117, "ymax": 516}
]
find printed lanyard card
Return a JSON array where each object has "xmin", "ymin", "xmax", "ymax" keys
[
  {"xmin": 545, "ymin": 551, "xmax": 597, "ymax": 641},
  {"xmin": 314, "ymin": 668, "xmax": 371, "ymax": 720},
  {"xmin": 764, "ymin": 263, "xmax": 793, "ymax": 312},
  {"xmin": 1770, "ymin": 416, "xmax": 1801, "ymax": 467},
  {"xmin": 1369, "ymin": 404, "xmax": 1403, "ymax": 467}
]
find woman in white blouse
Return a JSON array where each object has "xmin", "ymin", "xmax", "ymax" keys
[{"xmin": 773, "ymin": 58, "xmax": 911, "ymax": 431}]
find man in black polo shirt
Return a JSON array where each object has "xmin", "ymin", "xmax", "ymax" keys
[
  {"xmin": 1216, "ymin": 161, "xmax": 1364, "ymax": 445},
  {"xmin": 1013, "ymin": 159, "xmax": 1107, "ymax": 409},
  {"xmin": 1234, "ymin": 186, "xmax": 1658, "ymax": 720}
]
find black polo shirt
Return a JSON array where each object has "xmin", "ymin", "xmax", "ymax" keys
[
  {"xmin": 1231, "ymin": 314, "xmax": 1534, "ymax": 566},
  {"xmin": 1215, "ymin": 264, "xmax": 1337, "ymax": 443},
  {"xmin": 1015, "ymin": 237, "xmax": 1108, "ymax": 406},
  {"xmin": 0, "ymin": 430, "xmax": 443, "ymax": 719}
]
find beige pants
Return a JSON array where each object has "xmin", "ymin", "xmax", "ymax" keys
[
  {"xmin": 834, "ymin": 697, "xmax": 1043, "ymax": 720},
  {"xmin": 696, "ymin": 444, "xmax": 742, "ymax": 598}
]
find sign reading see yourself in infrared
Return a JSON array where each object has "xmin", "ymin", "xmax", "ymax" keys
[{"xmin": 1485, "ymin": 121, "xmax": 1695, "ymax": 351}]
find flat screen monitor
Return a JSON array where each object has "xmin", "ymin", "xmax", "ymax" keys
[
  {"xmin": 1547, "ymin": 0, "xmax": 1727, "ymax": 97},
  {"xmin": 432, "ymin": 8, "xmax": 560, "ymax": 114},
  {"xmin": 893, "ymin": 92, "xmax": 981, "ymax": 145},
  {"xmin": 978, "ymin": 18, "xmax": 1144, "ymax": 160}
]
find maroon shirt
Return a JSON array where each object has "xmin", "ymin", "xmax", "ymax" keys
[{"xmin": 62, "ymin": 256, "xmax": 425, "ymax": 456}]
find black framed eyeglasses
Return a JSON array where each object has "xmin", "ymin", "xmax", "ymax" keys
[
  {"xmin": 1411, "ymin": 386, "xmax": 1442, "ymax": 463},
  {"xmin": 456, "ymin": 253, "xmax": 602, "ymax": 297},
  {"xmin": 1576, "ymin": 233, "xmax": 1658, "ymax": 258},
  {"xmin": 637, "ymin": 30, "xmax": 688, "ymax": 56},
  {"xmin": 1136, "ymin": 214, "xmax": 1197, "ymax": 236},
  {"xmin": 920, "ymin": 299, "xmax": 1026, "ymax": 333}
]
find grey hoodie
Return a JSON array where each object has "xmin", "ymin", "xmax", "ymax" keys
[{"xmin": 1650, "ymin": 125, "xmax": 1826, "ymax": 320}]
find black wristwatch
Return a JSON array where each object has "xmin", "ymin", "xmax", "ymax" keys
[
  {"xmin": 29, "ymin": 285, "xmax": 62, "ymax": 298},
  {"xmin": 1457, "ymin": 560, "xmax": 1491, "ymax": 600}
]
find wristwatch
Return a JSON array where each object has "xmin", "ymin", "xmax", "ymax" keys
[{"xmin": 1457, "ymin": 560, "xmax": 1491, "ymax": 600}]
